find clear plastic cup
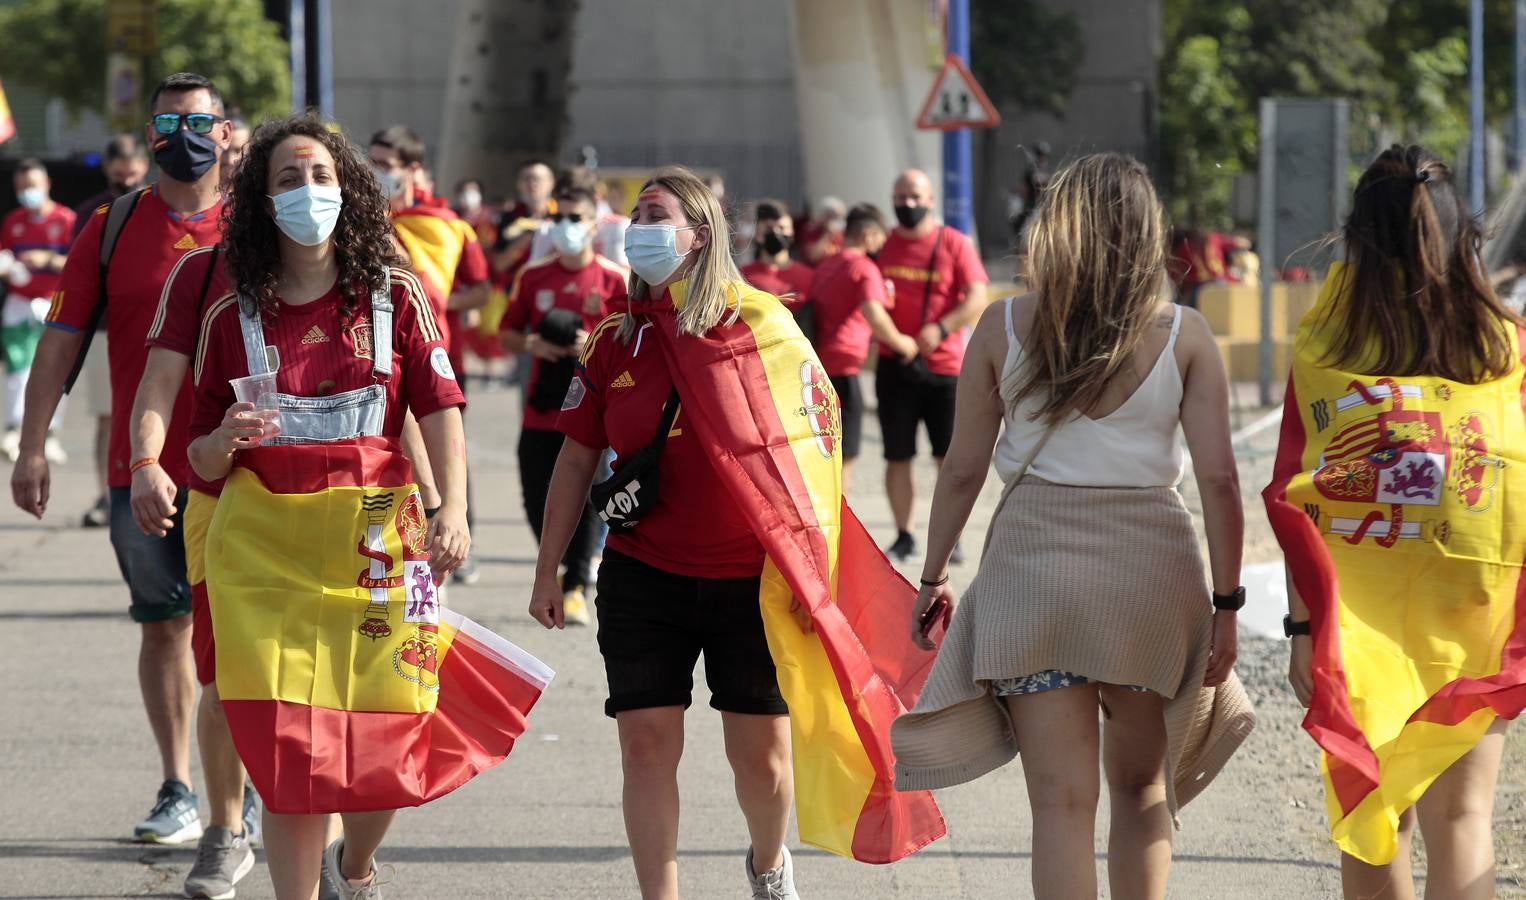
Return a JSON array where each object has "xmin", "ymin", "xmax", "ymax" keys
[{"xmin": 229, "ymin": 371, "xmax": 282, "ymax": 440}]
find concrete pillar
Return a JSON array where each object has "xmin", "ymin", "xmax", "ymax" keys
[{"xmin": 789, "ymin": 0, "xmax": 941, "ymax": 210}]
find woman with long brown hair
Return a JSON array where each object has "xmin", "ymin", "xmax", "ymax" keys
[
  {"xmin": 1266, "ymin": 144, "xmax": 1525, "ymax": 900},
  {"xmin": 892, "ymin": 152, "xmax": 1254, "ymax": 900}
]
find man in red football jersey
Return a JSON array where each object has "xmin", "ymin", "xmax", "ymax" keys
[
  {"xmin": 739, "ymin": 199, "xmax": 814, "ymax": 309},
  {"xmin": 501, "ymin": 186, "xmax": 628, "ymax": 626}
]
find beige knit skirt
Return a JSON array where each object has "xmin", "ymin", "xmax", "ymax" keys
[{"xmin": 892, "ymin": 479, "xmax": 1256, "ymax": 815}]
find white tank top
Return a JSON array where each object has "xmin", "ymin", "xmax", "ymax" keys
[{"xmin": 993, "ymin": 298, "xmax": 1187, "ymax": 487}]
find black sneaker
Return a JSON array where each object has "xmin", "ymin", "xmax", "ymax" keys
[
  {"xmin": 886, "ymin": 531, "xmax": 917, "ymax": 562},
  {"xmin": 81, "ymin": 495, "xmax": 109, "ymax": 528},
  {"xmin": 133, "ymin": 779, "xmax": 202, "ymax": 844}
]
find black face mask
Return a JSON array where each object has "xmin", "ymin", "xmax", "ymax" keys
[
  {"xmin": 759, "ymin": 230, "xmax": 791, "ymax": 256},
  {"xmin": 154, "ymin": 129, "xmax": 219, "ymax": 184},
  {"xmin": 894, "ymin": 204, "xmax": 930, "ymax": 229}
]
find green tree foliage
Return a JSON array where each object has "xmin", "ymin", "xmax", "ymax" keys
[
  {"xmin": 0, "ymin": 0, "xmax": 289, "ymax": 123},
  {"xmin": 971, "ymin": 0, "xmax": 1085, "ymax": 117},
  {"xmin": 1161, "ymin": 0, "xmax": 1518, "ymax": 229}
]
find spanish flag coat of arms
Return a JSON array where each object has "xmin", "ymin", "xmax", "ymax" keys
[
  {"xmin": 1264, "ymin": 263, "xmax": 1526, "ymax": 864},
  {"xmin": 205, "ymin": 438, "xmax": 553, "ymax": 814},
  {"xmin": 638, "ymin": 280, "xmax": 945, "ymax": 863}
]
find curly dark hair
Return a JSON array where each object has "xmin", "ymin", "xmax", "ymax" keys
[{"xmin": 220, "ymin": 112, "xmax": 402, "ymax": 321}]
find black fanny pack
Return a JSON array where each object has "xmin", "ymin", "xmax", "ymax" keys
[{"xmin": 589, "ymin": 387, "xmax": 681, "ymax": 530}]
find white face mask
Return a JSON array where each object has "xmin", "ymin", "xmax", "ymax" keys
[
  {"xmin": 457, "ymin": 189, "xmax": 481, "ymax": 211},
  {"xmin": 18, "ymin": 187, "xmax": 46, "ymax": 211},
  {"xmin": 269, "ymin": 184, "xmax": 344, "ymax": 246},
  {"xmin": 372, "ymin": 167, "xmax": 401, "ymax": 199},
  {"xmin": 551, "ymin": 218, "xmax": 592, "ymax": 256},
  {"xmin": 624, "ymin": 223, "xmax": 696, "ymax": 285}
]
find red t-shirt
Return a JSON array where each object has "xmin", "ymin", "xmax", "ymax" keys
[
  {"xmin": 809, "ymin": 249, "xmax": 890, "ymax": 377},
  {"xmin": 740, "ymin": 259, "xmax": 814, "ymax": 310},
  {"xmin": 47, "ymin": 187, "xmax": 224, "ymax": 487},
  {"xmin": 503, "ymin": 254, "xmax": 629, "ymax": 431},
  {"xmin": 2, "ymin": 204, "xmax": 77, "ymax": 300},
  {"xmin": 190, "ymin": 268, "xmax": 464, "ymax": 448},
  {"xmin": 558, "ymin": 311, "xmax": 765, "ymax": 579},
  {"xmin": 875, "ymin": 225, "xmax": 988, "ymax": 376}
]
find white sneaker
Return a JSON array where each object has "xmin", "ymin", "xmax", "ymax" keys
[
  {"xmin": 746, "ymin": 845, "xmax": 799, "ymax": 899},
  {"xmin": 43, "ymin": 433, "xmax": 66, "ymax": 464},
  {"xmin": 0, "ymin": 429, "xmax": 18, "ymax": 462},
  {"xmin": 324, "ymin": 838, "xmax": 384, "ymax": 899}
]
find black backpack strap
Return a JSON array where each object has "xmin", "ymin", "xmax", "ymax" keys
[
  {"xmin": 649, "ymin": 387, "xmax": 682, "ymax": 452},
  {"xmin": 63, "ymin": 189, "xmax": 144, "ymax": 394}
]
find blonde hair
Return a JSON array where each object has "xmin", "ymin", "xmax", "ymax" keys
[
  {"xmin": 1005, "ymin": 153, "xmax": 1170, "ymax": 424},
  {"xmin": 619, "ymin": 165, "xmax": 744, "ymax": 342}
]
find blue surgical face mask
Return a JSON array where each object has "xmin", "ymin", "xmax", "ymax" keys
[
  {"xmin": 551, "ymin": 219, "xmax": 592, "ymax": 256},
  {"xmin": 372, "ymin": 167, "xmax": 401, "ymax": 200},
  {"xmin": 269, "ymin": 183, "xmax": 344, "ymax": 246},
  {"xmin": 17, "ymin": 187, "xmax": 46, "ymax": 211},
  {"xmin": 624, "ymin": 223, "xmax": 697, "ymax": 285}
]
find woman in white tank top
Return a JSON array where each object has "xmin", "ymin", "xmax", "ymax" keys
[{"xmin": 892, "ymin": 153, "xmax": 1253, "ymax": 900}]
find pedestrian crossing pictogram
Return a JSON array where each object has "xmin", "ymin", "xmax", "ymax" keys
[{"xmin": 915, "ymin": 55, "xmax": 1001, "ymax": 131}]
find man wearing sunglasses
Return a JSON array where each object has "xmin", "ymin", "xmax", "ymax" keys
[
  {"xmin": 500, "ymin": 187, "xmax": 628, "ymax": 626},
  {"xmin": 10, "ymin": 72, "xmax": 262, "ymax": 899}
]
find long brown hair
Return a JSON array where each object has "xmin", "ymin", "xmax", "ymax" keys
[
  {"xmin": 620, "ymin": 165, "xmax": 743, "ymax": 341},
  {"xmin": 1323, "ymin": 144, "xmax": 1518, "ymax": 382},
  {"xmin": 220, "ymin": 113, "xmax": 402, "ymax": 320},
  {"xmin": 1005, "ymin": 153, "xmax": 1169, "ymax": 424}
]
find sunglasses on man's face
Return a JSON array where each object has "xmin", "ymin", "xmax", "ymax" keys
[
  {"xmin": 552, "ymin": 212, "xmax": 587, "ymax": 224},
  {"xmin": 151, "ymin": 113, "xmax": 224, "ymax": 136}
]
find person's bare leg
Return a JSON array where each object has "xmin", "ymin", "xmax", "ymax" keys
[
  {"xmin": 1340, "ymin": 808, "xmax": 1416, "ymax": 900},
  {"xmin": 618, "ymin": 706, "xmax": 686, "ymax": 900},
  {"xmin": 197, "ymin": 684, "xmax": 247, "ymax": 830},
  {"xmin": 721, "ymin": 712, "xmax": 793, "ymax": 874},
  {"xmin": 336, "ymin": 810, "xmax": 397, "ymax": 882},
  {"xmin": 1004, "ymin": 684, "xmax": 1102, "ymax": 900},
  {"xmin": 885, "ymin": 459, "xmax": 915, "ymax": 533},
  {"xmin": 1416, "ymin": 717, "xmax": 1508, "ymax": 900},
  {"xmin": 262, "ymin": 811, "xmax": 326, "ymax": 900},
  {"xmin": 841, "ymin": 457, "xmax": 856, "ymax": 494},
  {"xmin": 140, "ymin": 616, "xmax": 195, "ymax": 785},
  {"xmin": 1099, "ymin": 685, "xmax": 1172, "ymax": 900}
]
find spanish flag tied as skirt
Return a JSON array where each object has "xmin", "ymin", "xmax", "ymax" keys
[
  {"xmin": 635, "ymin": 280, "xmax": 946, "ymax": 863},
  {"xmin": 205, "ymin": 436, "xmax": 554, "ymax": 814},
  {"xmin": 1264, "ymin": 263, "xmax": 1526, "ymax": 864}
]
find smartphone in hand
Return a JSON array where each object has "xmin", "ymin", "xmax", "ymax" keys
[{"xmin": 920, "ymin": 596, "xmax": 949, "ymax": 638}]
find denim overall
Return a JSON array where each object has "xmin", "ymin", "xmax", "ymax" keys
[{"xmin": 236, "ymin": 285, "xmax": 393, "ymax": 443}]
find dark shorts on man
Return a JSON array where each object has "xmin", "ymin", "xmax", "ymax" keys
[
  {"xmin": 594, "ymin": 549, "xmax": 787, "ymax": 718},
  {"xmin": 109, "ymin": 485, "xmax": 191, "ymax": 623},
  {"xmin": 828, "ymin": 373, "xmax": 864, "ymax": 461},
  {"xmin": 874, "ymin": 361, "xmax": 958, "ymax": 461}
]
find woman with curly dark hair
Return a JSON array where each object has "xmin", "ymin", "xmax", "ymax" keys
[{"xmin": 187, "ymin": 113, "xmax": 471, "ymax": 900}]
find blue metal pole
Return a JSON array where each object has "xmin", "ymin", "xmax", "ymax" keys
[
  {"xmin": 1471, "ymin": 0, "xmax": 1486, "ymax": 213},
  {"xmin": 942, "ymin": 0, "xmax": 973, "ymax": 235},
  {"xmin": 1516, "ymin": 0, "xmax": 1525, "ymax": 170},
  {"xmin": 288, "ymin": 0, "xmax": 306, "ymax": 113},
  {"xmin": 314, "ymin": 0, "xmax": 333, "ymax": 117}
]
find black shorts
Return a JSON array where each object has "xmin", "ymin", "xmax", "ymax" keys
[
  {"xmin": 594, "ymin": 549, "xmax": 787, "ymax": 718},
  {"xmin": 874, "ymin": 361, "xmax": 958, "ymax": 461},
  {"xmin": 829, "ymin": 373, "xmax": 864, "ymax": 461},
  {"xmin": 109, "ymin": 485, "xmax": 191, "ymax": 623}
]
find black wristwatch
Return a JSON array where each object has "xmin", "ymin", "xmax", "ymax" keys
[
  {"xmin": 1211, "ymin": 586, "xmax": 1246, "ymax": 611},
  {"xmin": 1283, "ymin": 614, "xmax": 1311, "ymax": 637}
]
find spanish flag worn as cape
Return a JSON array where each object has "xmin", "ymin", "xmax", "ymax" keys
[
  {"xmin": 643, "ymin": 279, "xmax": 946, "ymax": 863},
  {"xmin": 393, "ymin": 207, "xmax": 475, "ymax": 300},
  {"xmin": 0, "ymin": 79, "xmax": 15, "ymax": 146},
  {"xmin": 205, "ymin": 437, "xmax": 554, "ymax": 814},
  {"xmin": 1263, "ymin": 262, "xmax": 1526, "ymax": 864}
]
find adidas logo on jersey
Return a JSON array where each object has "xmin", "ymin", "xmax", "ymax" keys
[
  {"xmin": 610, "ymin": 370, "xmax": 636, "ymax": 389},
  {"xmin": 301, "ymin": 325, "xmax": 329, "ymax": 344},
  {"xmin": 173, "ymin": 234, "xmax": 197, "ymax": 250}
]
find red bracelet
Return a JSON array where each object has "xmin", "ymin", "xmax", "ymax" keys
[{"xmin": 129, "ymin": 457, "xmax": 157, "ymax": 474}]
